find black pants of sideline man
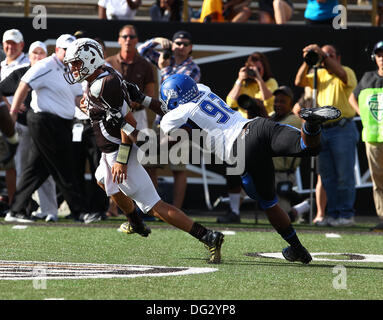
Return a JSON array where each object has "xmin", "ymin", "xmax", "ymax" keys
[{"xmin": 11, "ymin": 110, "xmax": 85, "ymax": 217}]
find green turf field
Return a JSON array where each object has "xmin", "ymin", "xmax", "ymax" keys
[{"xmin": 0, "ymin": 216, "xmax": 382, "ymax": 301}]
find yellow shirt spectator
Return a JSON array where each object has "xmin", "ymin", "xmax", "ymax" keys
[
  {"xmin": 199, "ymin": 0, "xmax": 225, "ymax": 22},
  {"xmin": 303, "ymin": 66, "xmax": 357, "ymax": 122}
]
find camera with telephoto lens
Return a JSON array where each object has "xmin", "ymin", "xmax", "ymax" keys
[
  {"xmin": 304, "ymin": 49, "xmax": 323, "ymax": 67},
  {"xmin": 237, "ymin": 94, "xmax": 266, "ymax": 118},
  {"xmin": 163, "ymin": 48, "xmax": 172, "ymax": 60}
]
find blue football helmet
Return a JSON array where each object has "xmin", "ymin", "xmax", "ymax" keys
[{"xmin": 160, "ymin": 74, "xmax": 200, "ymax": 112}]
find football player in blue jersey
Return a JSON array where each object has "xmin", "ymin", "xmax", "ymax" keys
[{"xmin": 125, "ymin": 74, "xmax": 341, "ymax": 264}]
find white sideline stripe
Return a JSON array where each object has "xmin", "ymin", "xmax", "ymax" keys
[
  {"xmin": 12, "ymin": 225, "xmax": 28, "ymax": 230},
  {"xmin": 325, "ymin": 233, "xmax": 342, "ymax": 238},
  {"xmin": 222, "ymin": 231, "xmax": 236, "ymax": 235}
]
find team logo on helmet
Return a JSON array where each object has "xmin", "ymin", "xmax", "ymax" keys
[{"xmin": 163, "ymin": 89, "xmax": 179, "ymax": 99}]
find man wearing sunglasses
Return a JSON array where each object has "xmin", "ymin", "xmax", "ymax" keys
[{"xmin": 137, "ymin": 30, "xmax": 200, "ymax": 210}]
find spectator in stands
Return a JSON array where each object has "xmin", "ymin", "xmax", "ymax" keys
[
  {"xmin": 375, "ymin": 2, "xmax": 383, "ymax": 26},
  {"xmin": 98, "ymin": 0, "xmax": 141, "ymax": 20},
  {"xmin": 197, "ymin": 0, "xmax": 225, "ymax": 22},
  {"xmin": 0, "ymin": 29, "xmax": 29, "ymax": 207},
  {"xmin": 223, "ymin": 0, "xmax": 252, "ymax": 22},
  {"xmin": 349, "ymin": 40, "xmax": 383, "ymax": 232},
  {"xmin": 295, "ymin": 43, "xmax": 358, "ymax": 227},
  {"xmin": 138, "ymin": 30, "xmax": 200, "ymax": 209},
  {"xmin": 0, "ymin": 40, "xmax": 59, "ymax": 222},
  {"xmin": 227, "ymin": 52, "xmax": 278, "ymax": 116},
  {"xmin": 150, "ymin": 0, "xmax": 183, "ymax": 21},
  {"xmin": 196, "ymin": 0, "xmax": 251, "ymax": 22},
  {"xmin": 258, "ymin": 0, "xmax": 294, "ymax": 24},
  {"xmin": 6, "ymin": 34, "xmax": 89, "ymax": 223},
  {"xmin": 304, "ymin": 0, "xmax": 338, "ymax": 25}
]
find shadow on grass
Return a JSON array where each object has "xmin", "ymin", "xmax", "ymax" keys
[{"xmin": 182, "ymin": 257, "xmax": 383, "ymax": 271}]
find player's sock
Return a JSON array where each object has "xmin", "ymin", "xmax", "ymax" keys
[
  {"xmin": 126, "ymin": 207, "xmax": 144, "ymax": 227},
  {"xmin": 303, "ymin": 122, "xmax": 321, "ymax": 136},
  {"xmin": 278, "ymin": 224, "xmax": 304, "ymax": 250},
  {"xmin": 189, "ymin": 222, "xmax": 208, "ymax": 240}
]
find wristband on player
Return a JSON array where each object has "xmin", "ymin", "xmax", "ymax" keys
[
  {"xmin": 142, "ymin": 96, "xmax": 152, "ymax": 108},
  {"xmin": 121, "ymin": 122, "xmax": 135, "ymax": 136},
  {"xmin": 116, "ymin": 143, "xmax": 132, "ymax": 165}
]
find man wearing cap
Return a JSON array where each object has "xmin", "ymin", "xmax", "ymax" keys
[
  {"xmin": 349, "ymin": 40, "xmax": 383, "ymax": 232},
  {"xmin": 270, "ymin": 86, "xmax": 302, "ymax": 221},
  {"xmin": 6, "ymin": 34, "xmax": 88, "ymax": 223},
  {"xmin": 137, "ymin": 30, "xmax": 200, "ymax": 209},
  {"xmin": 295, "ymin": 43, "xmax": 358, "ymax": 227},
  {"xmin": 0, "ymin": 29, "xmax": 29, "ymax": 208}
]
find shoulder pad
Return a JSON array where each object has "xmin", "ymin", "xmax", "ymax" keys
[{"xmin": 89, "ymin": 78, "xmax": 104, "ymax": 99}]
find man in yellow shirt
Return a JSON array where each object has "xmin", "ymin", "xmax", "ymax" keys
[{"xmin": 295, "ymin": 43, "xmax": 359, "ymax": 227}]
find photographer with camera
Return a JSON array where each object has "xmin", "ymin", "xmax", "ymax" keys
[
  {"xmin": 138, "ymin": 31, "xmax": 200, "ymax": 210},
  {"xmin": 227, "ymin": 52, "xmax": 278, "ymax": 116},
  {"xmin": 295, "ymin": 43, "xmax": 358, "ymax": 227}
]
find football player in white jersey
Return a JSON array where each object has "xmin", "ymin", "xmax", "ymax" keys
[
  {"xmin": 125, "ymin": 74, "xmax": 341, "ymax": 264},
  {"xmin": 64, "ymin": 38, "xmax": 224, "ymax": 264}
]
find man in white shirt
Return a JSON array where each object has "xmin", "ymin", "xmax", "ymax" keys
[{"xmin": 7, "ymin": 34, "xmax": 88, "ymax": 223}]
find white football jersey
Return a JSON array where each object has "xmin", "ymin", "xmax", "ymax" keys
[{"xmin": 160, "ymin": 84, "xmax": 252, "ymax": 162}]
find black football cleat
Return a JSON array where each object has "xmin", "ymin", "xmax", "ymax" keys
[
  {"xmin": 200, "ymin": 230, "xmax": 225, "ymax": 264},
  {"xmin": 282, "ymin": 246, "xmax": 312, "ymax": 264},
  {"xmin": 119, "ymin": 221, "xmax": 151, "ymax": 237},
  {"xmin": 299, "ymin": 106, "xmax": 341, "ymax": 124}
]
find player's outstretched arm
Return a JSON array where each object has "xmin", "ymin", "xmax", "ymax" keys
[{"xmin": 125, "ymin": 81, "xmax": 165, "ymax": 116}]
